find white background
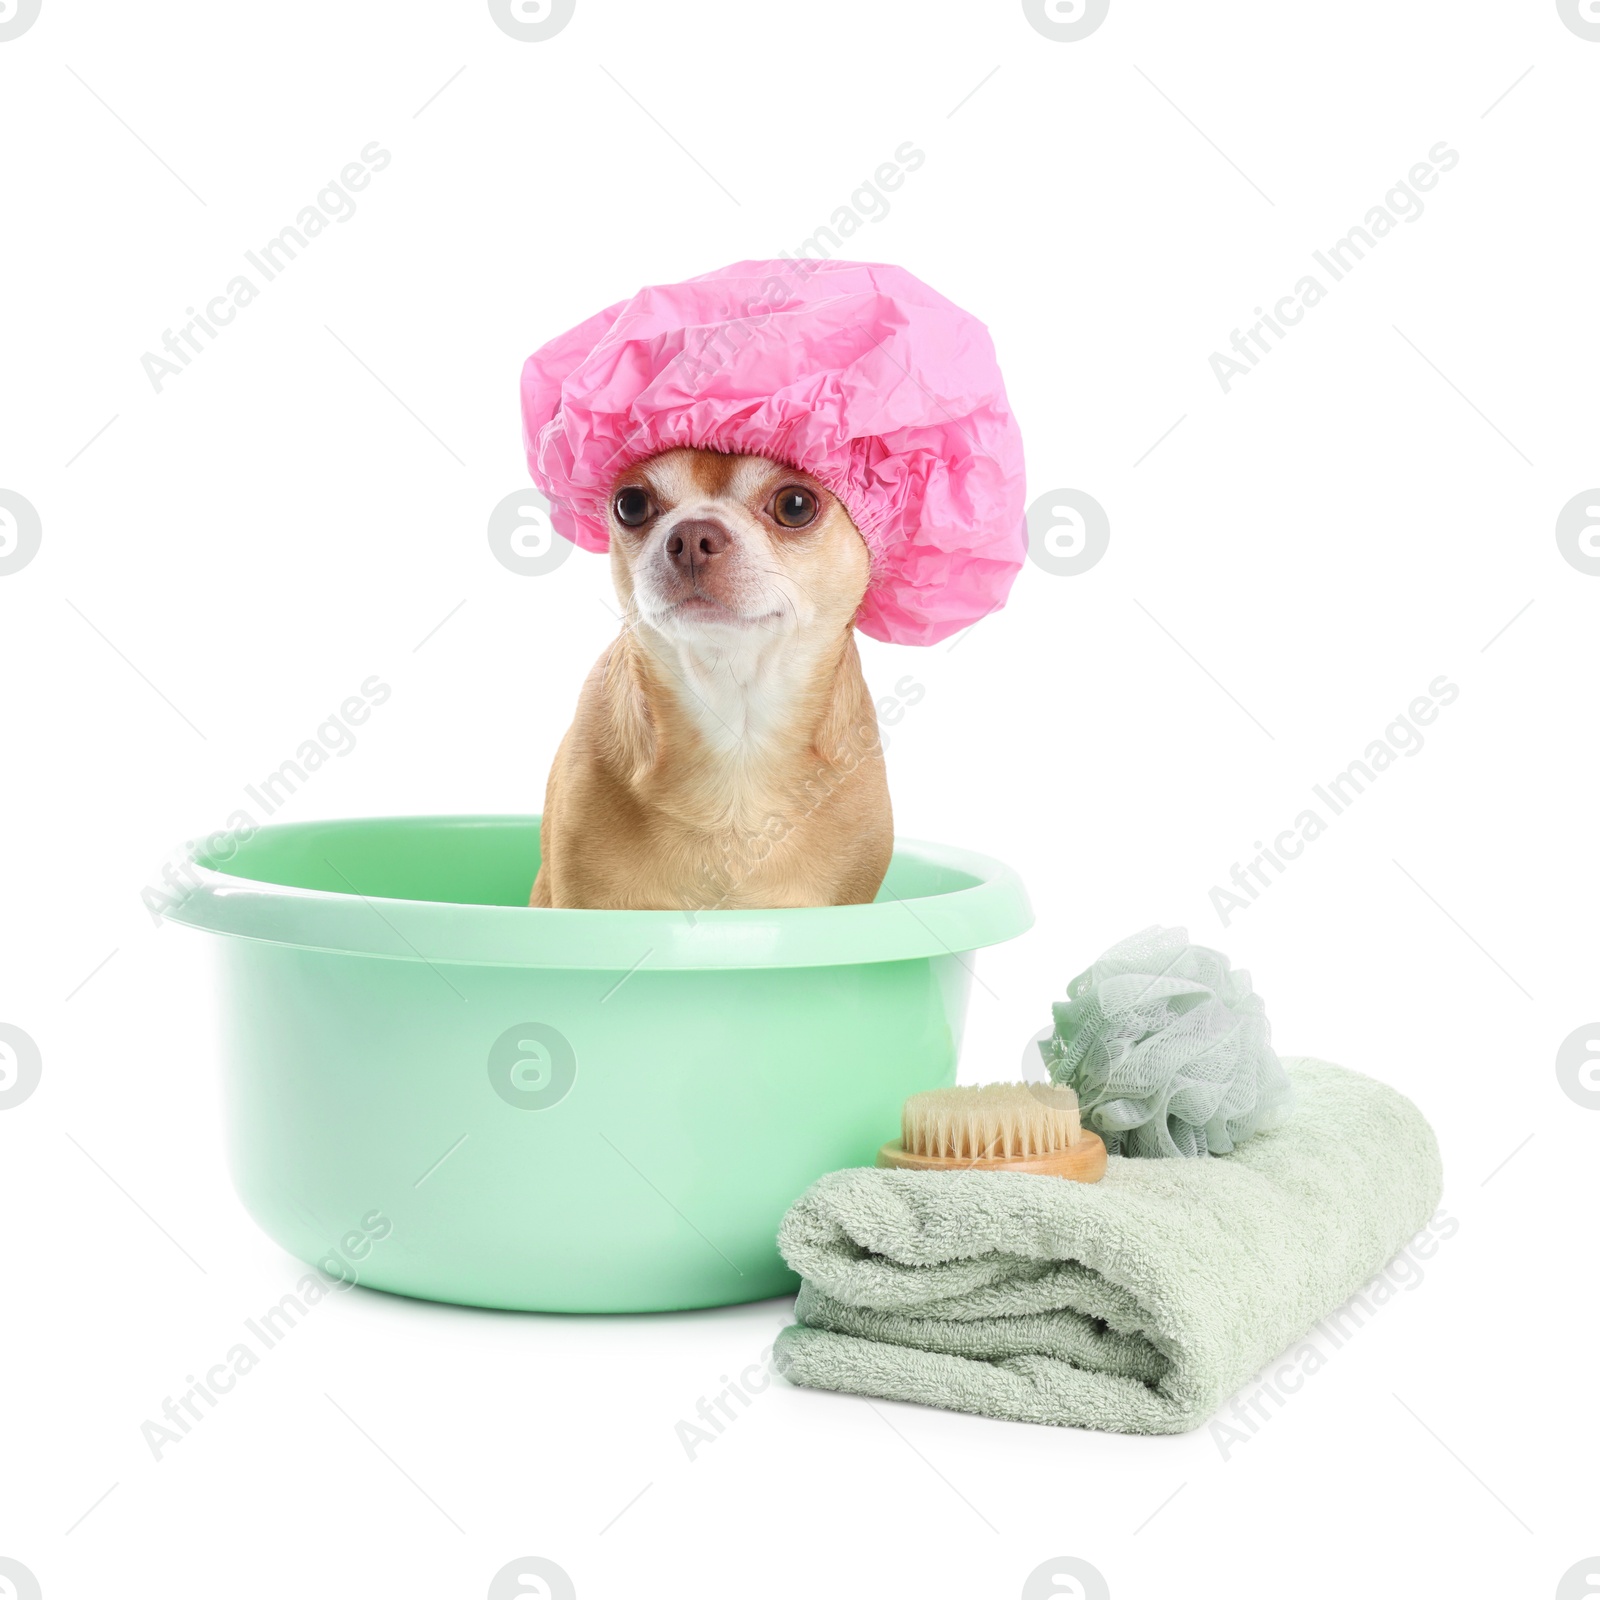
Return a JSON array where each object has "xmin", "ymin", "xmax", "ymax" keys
[{"xmin": 2, "ymin": 1, "xmax": 1596, "ymax": 1596}]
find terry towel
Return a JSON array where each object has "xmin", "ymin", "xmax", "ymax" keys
[{"xmin": 774, "ymin": 1059, "xmax": 1442, "ymax": 1433}]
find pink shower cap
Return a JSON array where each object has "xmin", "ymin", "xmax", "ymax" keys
[{"xmin": 520, "ymin": 259, "xmax": 1026, "ymax": 646}]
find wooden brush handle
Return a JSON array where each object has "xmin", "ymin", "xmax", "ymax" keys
[{"xmin": 876, "ymin": 1130, "xmax": 1107, "ymax": 1183}]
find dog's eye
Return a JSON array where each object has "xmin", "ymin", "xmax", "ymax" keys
[
  {"xmin": 772, "ymin": 487, "xmax": 819, "ymax": 529},
  {"xmin": 613, "ymin": 487, "xmax": 654, "ymax": 528}
]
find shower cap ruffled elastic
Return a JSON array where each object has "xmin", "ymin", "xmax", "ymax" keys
[
  {"xmin": 1039, "ymin": 926, "xmax": 1296, "ymax": 1159},
  {"xmin": 520, "ymin": 259, "xmax": 1027, "ymax": 646}
]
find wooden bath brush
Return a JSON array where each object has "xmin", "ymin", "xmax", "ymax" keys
[{"xmin": 877, "ymin": 1082, "xmax": 1107, "ymax": 1182}]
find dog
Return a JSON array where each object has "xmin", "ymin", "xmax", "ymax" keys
[{"xmin": 530, "ymin": 448, "xmax": 892, "ymax": 911}]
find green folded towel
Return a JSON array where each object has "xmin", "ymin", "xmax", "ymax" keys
[{"xmin": 774, "ymin": 1059, "xmax": 1441, "ymax": 1433}]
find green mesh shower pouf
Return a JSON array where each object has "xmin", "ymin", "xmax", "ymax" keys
[{"xmin": 1039, "ymin": 925, "xmax": 1295, "ymax": 1158}]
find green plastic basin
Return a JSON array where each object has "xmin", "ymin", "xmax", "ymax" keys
[{"xmin": 165, "ymin": 815, "xmax": 1033, "ymax": 1312}]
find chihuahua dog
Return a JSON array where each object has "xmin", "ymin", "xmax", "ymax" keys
[{"xmin": 530, "ymin": 448, "xmax": 892, "ymax": 910}]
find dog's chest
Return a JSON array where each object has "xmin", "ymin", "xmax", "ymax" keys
[{"xmin": 664, "ymin": 633, "xmax": 815, "ymax": 757}]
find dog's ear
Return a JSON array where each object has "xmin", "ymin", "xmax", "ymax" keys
[
  {"xmin": 812, "ymin": 637, "xmax": 883, "ymax": 773},
  {"xmin": 602, "ymin": 638, "xmax": 657, "ymax": 784}
]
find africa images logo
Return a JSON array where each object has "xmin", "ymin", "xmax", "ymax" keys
[{"xmin": 1208, "ymin": 143, "xmax": 1459, "ymax": 393}]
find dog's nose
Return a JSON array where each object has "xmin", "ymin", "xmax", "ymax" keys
[{"xmin": 665, "ymin": 518, "xmax": 730, "ymax": 574}]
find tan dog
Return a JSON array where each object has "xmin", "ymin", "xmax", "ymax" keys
[{"xmin": 530, "ymin": 448, "xmax": 892, "ymax": 910}]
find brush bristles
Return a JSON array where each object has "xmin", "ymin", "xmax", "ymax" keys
[{"xmin": 902, "ymin": 1082, "xmax": 1083, "ymax": 1161}]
